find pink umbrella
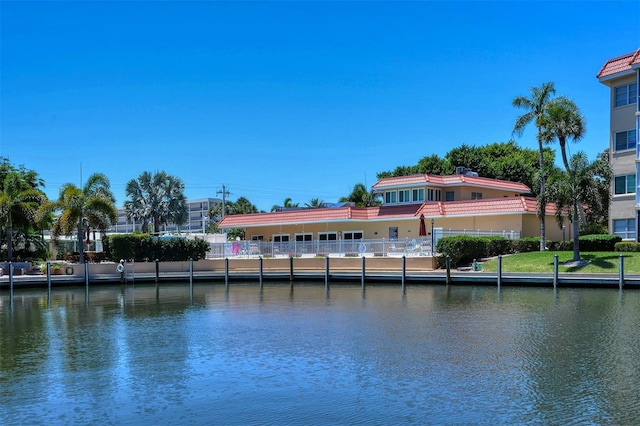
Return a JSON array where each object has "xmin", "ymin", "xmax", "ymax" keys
[{"xmin": 419, "ymin": 214, "xmax": 427, "ymax": 236}]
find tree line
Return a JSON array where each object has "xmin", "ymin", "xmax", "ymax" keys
[{"xmin": 0, "ymin": 82, "xmax": 613, "ymax": 263}]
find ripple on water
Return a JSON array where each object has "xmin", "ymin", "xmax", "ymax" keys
[{"xmin": 2, "ymin": 284, "xmax": 640, "ymax": 424}]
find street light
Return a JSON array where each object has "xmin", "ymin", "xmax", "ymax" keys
[
  {"xmin": 431, "ymin": 219, "xmax": 435, "ymax": 255},
  {"xmin": 562, "ymin": 223, "xmax": 566, "ymax": 245}
]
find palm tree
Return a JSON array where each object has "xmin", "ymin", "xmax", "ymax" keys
[
  {"xmin": 539, "ymin": 97, "xmax": 586, "ymax": 171},
  {"xmin": 513, "ymin": 82, "xmax": 557, "ymax": 251},
  {"xmin": 124, "ymin": 171, "xmax": 188, "ymax": 235},
  {"xmin": 0, "ymin": 172, "xmax": 46, "ymax": 260},
  {"xmin": 271, "ymin": 197, "xmax": 299, "ymax": 212},
  {"xmin": 539, "ymin": 99, "xmax": 587, "ymax": 261},
  {"xmin": 339, "ymin": 183, "xmax": 381, "ymax": 207},
  {"xmin": 39, "ymin": 173, "xmax": 117, "ymax": 263},
  {"xmin": 305, "ymin": 198, "xmax": 324, "ymax": 208},
  {"xmin": 547, "ymin": 152, "xmax": 609, "ymax": 262}
]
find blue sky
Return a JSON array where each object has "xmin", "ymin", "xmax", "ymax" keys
[{"xmin": 1, "ymin": 1, "xmax": 639, "ymax": 212}]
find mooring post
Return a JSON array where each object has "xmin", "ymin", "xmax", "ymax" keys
[
  {"xmin": 47, "ymin": 262, "xmax": 52, "ymax": 306},
  {"xmin": 324, "ymin": 256, "xmax": 329, "ymax": 291},
  {"xmin": 289, "ymin": 256, "xmax": 294, "ymax": 282},
  {"xmin": 189, "ymin": 258, "xmax": 193, "ymax": 291},
  {"xmin": 401, "ymin": 256, "xmax": 406, "ymax": 295},
  {"xmin": 619, "ymin": 253, "xmax": 624, "ymax": 290},
  {"xmin": 497, "ymin": 255, "xmax": 502, "ymax": 288},
  {"xmin": 259, "ymin": 257, "xmax": 263, "ymax": 289},
  {"xmin": 553, "ymin": 254, "xmax": 558, "ymax": 289},
  {"xmin": 85, "ymin": 262, "xmax": 89, "ymax": 305},
  {"xmin": 361, "ymin": 256, "xmax": 366, "ymax": 291},
  {"xmin": 155, "ymin": 259, "xmax": 159, "ymax": 283},
  {"xmin": 445, "ymin": 256, "xmax": 451, "ymax": 285},
  {"xmin": 9, "ymin": 262, "xmax": 14, "ymax": 306},
  {"xmin": 225, "ymin": 258, "xmax": 229, "ymax": 290}
]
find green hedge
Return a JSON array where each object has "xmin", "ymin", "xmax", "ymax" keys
[
  {"xmin": 436, "ymin": 234, "xmax": 624, "ymax": 266},
  {"xmin": 579, "ymin": 234, "xmax": 622, "ymax": 251},
  {"xmin": 103, "ymin": 234, "xmax": 209, "ymax": 262},
  {"xmin": 436, "ymin": 235, "xmax": 515, "ymax": 267},
  {"xmin": 614, "ymin": 242, "xmax": 640, "ymax": 252}
]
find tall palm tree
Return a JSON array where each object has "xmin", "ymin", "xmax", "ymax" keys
[
  {"xmin": 540, "ymin": 97, "xmax": 586, "ymax": 171},
  {"xmin": 0, "ymin": 172, "xmax": 46, "ymax": 260},
  {"xmin": 124, "ymin": 171, "xmax": 188, "ymax": 235},
  {"xmin": 513, "ymin": 82, "xmax": 556, "ymax": 251},
  {"xmin": 39, "ymin": 173, "xmax": 117, "ymax": 263},
  {"xmin": 539, "ymin": 99, "xmax": 587, "ymax": 261}
]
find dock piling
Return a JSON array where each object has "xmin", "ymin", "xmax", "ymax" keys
[
  {"xmin": 619, "ymin": 254, "xmax": 624, "ymax": 290},
  {"xmin": 401, "ymin": 256, "xmax": 406, "ymax": 295},
  {"xmin": 324, "ymin": 256, "xmax": 329, "ymax": 291},
  {"xmin": 497, "ymin": 255, "xmax": 502, "ymax": 288},
  {"xmin": 289, "ymin": 256, "xmax": 294, "ymax": 281},
  {"xmin": 85, "ymin": 262, "xmax": 89, "ymax": 305},
  {"xmin": 361, "ymin": 256, "xmax": 366, "ymax": 292},
  {"xmin": 47, "ymin": 262, "xmax": 51, "ymax": 306},
  {"xmin": 9, "ymin": 262, "xmax": 14, "ymax": 306},
  {"xmin": 553, "ymin": 255, "xmax": 558, "ymax": 289},
  {"xmin": 225, "ymin": 258, "xmax": 229, "ymax": 290},
  {"xmin": 445, "ymin": 256, "xmax": 451, "ymax": 285}
]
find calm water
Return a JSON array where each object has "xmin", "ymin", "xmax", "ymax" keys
[{"xmin": 1, "ymin": 282, "xmax": 640, "ymax": 425}]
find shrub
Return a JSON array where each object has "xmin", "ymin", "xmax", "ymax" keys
[
  {"xmin": 436, "ymin": 235, "xmax": 486, "ymax": 267},
  {"xmin": 579, "ymin": 234, "xmax": 622, "ymax": 252},
  {"xmin": 614, "ymin": 242, "xmax": 640, "ymax": 252},
  {"xmin": 512, "ymin": 237, "xmax": 540, "ymax": 253},
  {"xmin": 103, "ymin": 234, "xmax": 210, "ymax": 262},
  {"xmin": 484, "ymin": 236, "xmax": 513, "ymax": 257}
]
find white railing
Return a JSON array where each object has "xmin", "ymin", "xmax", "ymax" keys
[{"xmin": 206, "ymin": 229, "xmax": 521, "ymax": 259}]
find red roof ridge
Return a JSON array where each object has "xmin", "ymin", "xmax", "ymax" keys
[{"xmin": 597, "ymin": 48, "xmax": 640, "ymax": 78}]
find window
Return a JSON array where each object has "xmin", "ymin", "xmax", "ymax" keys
[
  {"xmin": 273, "ymin": 234, "xmax": 289, "ymax": 242},
  {"xmin": 613, "ymin": 218, "xmax": 636, "ymax": 240},
  {"xmin": 615, "ymin": 129, "xmax": 637, "ymax": 151},
  {"xmin": 445, "ymin": 191, "xmax": 455, "ymax": 201},
  {"xmin": 318, "ymin": 232, "xmax": 337, "ymax": 241},
  {"xmin": 427, "ymin": 188, "xmax": 441, "ymax": 201},
  {"xmin": 343, "ymin": 231, "xmax": 364, "ymax": 240},
  {"xmin": 615, "ymin": 83, "xmax": 637, "ymax": 107},
  {"xmin": 251, "ymin": 235, "xmax": 263, "ymax": 241},
  {"xmin": 295, "ymin": 233, "xmax": 312, "ymax": 242},
  {"xmin": 385, "ymin": 191, "xmax": 397, "ymax": 204},
  {"xmin": 412, "ymin": 188, "xmax": 424, "ymax": 202},
  {"xmin": 398, "ymin": 190, "xmax": 410, "ymax": 203},
  {"xmin": 614, "ymin": 174, "xmax": 635, "ymax": 195},
  {"xmin": 471, "ymin": 192, "xmax": 483, "ymax": 200}
]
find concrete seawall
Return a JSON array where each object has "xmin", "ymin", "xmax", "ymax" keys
[{"xmin": 1, "ymin": 257, "xmax": 639, "ymax": 289}]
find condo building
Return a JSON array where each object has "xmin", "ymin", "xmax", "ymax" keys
[{"xmin": 597, "ymin": 48, "xmax": 640, "ymax": 240}]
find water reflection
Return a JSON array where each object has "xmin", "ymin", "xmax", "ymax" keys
[{"xmin": 1, "ymin": 283, "xmax": 640, "ymax": 425}]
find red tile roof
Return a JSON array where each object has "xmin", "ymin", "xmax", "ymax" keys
[
  {"xmin": 371, "ymin": 173, "xmax": 530, "ymax": 193},
  {"xmin": 597, "ymin": 48, "xmax": 640, "ymax": 79},
  {"xmin": 218, "ymin": 196, "xmax": 554, "ymax": 228}
]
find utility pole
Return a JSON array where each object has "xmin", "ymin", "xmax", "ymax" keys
[{"xmin": 216, "ymin": 184, "xmax": 231, "ymax": 218}]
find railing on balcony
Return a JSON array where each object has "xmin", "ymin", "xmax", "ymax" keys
[{"xmin": 205, "ymin": 229, "xmax": 521, "ymax": 259}]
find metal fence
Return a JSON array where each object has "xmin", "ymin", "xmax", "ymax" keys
[
  {"xmin": 206, "ymin": 237, "xmax": 433, "ymax": 259},
  {"xmin": 205, "ymin": 229, "xmax": 521, "ymax": 259}
]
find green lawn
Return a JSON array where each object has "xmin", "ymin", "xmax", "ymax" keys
[{"xmin": 478, "ymin": 251, "xmax": 637, "ymax": 274}]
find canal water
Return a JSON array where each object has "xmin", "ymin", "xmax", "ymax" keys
[{"xmin": 1, "ymin": 283, "xmax": 639, "ymax": 425}]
